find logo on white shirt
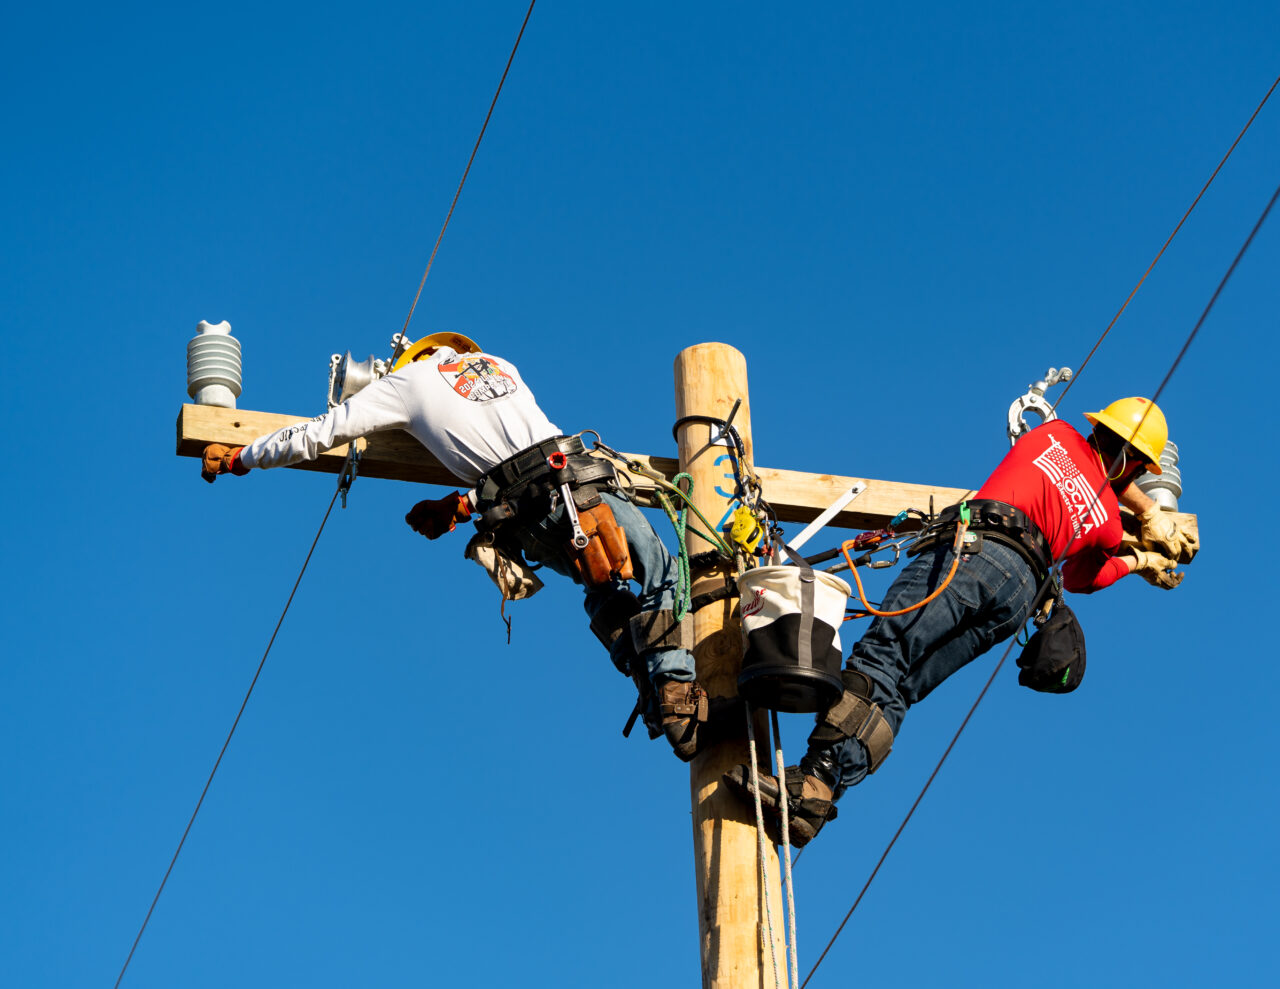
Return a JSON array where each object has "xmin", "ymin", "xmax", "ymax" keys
[
  {"xmin": 1032, "ymin": 437, "xmax": 1109, "ymax": 536},
  {"xmin": 438, "ymin": 355, "xmax": 517, "ymax": 402}
]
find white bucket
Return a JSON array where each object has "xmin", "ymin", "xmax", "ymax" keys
[{"xmin": 737, "ymin": 564, "xmax": 851, "ymax": 713}]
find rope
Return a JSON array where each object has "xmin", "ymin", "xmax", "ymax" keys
[
  {"xmin": 390, "ymin": 0, "xmax": 539, "ymax": 364},
  {"xmin": 801, "ymin": 175, "xmax": 1280, "ymax": 988},
  {"xmin": 656, "ymin": 472, "xmax": 694, "ymax": 620},
  {"xmin": 745, "ymin": 706, "xmax": 784, "ymax": 989},
  {"xmin": 771, "ymin": 710, "xmax": 800, "ymax": 989},
  {"xmin": 1053, "ymin": 71, "xmax": 1280, "ymax": 409},
  {"xmin": 114, "ymin": 489, "xmax": 342, "ymax": 988},
  {"xmin": 601, "ymin": 446, "xmax": 733, "ymax": 558},
  {"xmin": 838, "ymin": 520, "xmax": 969, "ymax": 618}
]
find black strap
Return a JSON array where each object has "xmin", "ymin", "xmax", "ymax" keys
[
  {"xmin": 777, "ymin": 542, "xmax": 817, "ymax": 671},
  {"xmin": 473, "ymin": 437, "xmax": 620, "ymax": 523},
  {"xmin": 474, "ymin": 435, "xmax": 588, "ymax": 505},
  {"xmin": 915, "ymin": 499, "xmax": 1052, "ymax": 579}
]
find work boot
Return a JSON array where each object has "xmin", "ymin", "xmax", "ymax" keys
[
  {"xmin": 658, "ymin": 679, "xmax": 710, "ymax": 761},
  {"xmin": 722, "ymin": 764, "xmax": 838, "ymax": 848},
  {"xmin": 654, "ymin": 679, "xmax": 747, "ymax": 761}
]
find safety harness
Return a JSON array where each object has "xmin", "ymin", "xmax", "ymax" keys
[
  {"xmin": 910, "ymin": 499, "xmax": 1086, "ymax": 692},
  {"xmin": 908, "ymin": 498, "xmax": 1053, "ymax": 581},
  {"xmin": 471, "ymin": 433, "xmax": 701, "ymax": 741},
  {"xmin": 472, "ymin": 434, "xmax": 618, "ymax": 533}
]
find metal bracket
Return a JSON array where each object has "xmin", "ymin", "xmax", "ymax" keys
[
  {"xmin": 1007, "ymin": 366, "xmax": 1073, "ymax": 446},
  {"xmin": 337, "ymin": 438, "xmax": 367, "ymax": 509}
]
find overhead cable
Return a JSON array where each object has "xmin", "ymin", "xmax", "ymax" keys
[
  {"xmin": 1054, "ymin": 71, "xmax": 1280, "ymax": 408},
  {"xmin": 116, "ymin": 7, "xmax": 542, "ymax": 981},
  {"xmin": 802, "ymin": 176, "xmax": 1280, "ymax": 988},
  {"xmin": 114, "ymin": 489, "xmax": 343, "ymax": 988},
  {"xmin": 391, "ymin": 0, "xmax": 539, "ymax": 365}
]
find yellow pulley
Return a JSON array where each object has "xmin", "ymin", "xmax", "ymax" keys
[{"xmin": 730, "ymin": 505, "xmax": 764, "ymax": 555}]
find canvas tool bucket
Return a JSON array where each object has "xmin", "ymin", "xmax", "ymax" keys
[{"xmin": 736, "ymin": 558, "xmax": 851, "ymax": 713}]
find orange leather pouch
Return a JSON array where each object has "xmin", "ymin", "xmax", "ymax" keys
[{"xmin": 569, "ymin": 502, "xmax": 635, "ymax": 587}]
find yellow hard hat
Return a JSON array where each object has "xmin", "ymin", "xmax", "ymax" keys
[
  {"xmin": 1083, "ymin": 397, "xmax": 1167, "ymax": 474},
  {"xmin": 391, "ymin": 332, "xmax": 481, "ymax": 372}
]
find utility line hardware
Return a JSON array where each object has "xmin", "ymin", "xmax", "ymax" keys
[
  {"xmin": 337, "ymin": 439, "xmax": 365, "ymax": 509},
  {"xmin": 1007, "ymin": 366, "xmax": 1073, "ymax": 445},
  {"xmin": 788, "ymin": 483, "xmax": 867, "ymax": 553},
  {"xmin": 328, "ymin": 351, "xmax": 388, "ymax": 409},
  {"xmin": 1134, "ymin": 440, "xmax": 1182, "ymax": 510},
  {"xmin": 187, "ymin": 320, "xmax": 242, "ymax": 409}
]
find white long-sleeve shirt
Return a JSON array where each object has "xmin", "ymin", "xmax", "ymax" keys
[{"xmin": 238, "ymin": 349, "xmax": 560, "ymax": 485}]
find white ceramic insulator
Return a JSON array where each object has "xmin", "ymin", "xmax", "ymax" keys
[{"xmin": 187, "ymin": 319, "xmax": 243, "ymax": 408}]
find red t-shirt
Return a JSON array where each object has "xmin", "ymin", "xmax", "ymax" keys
[{"xmin": 975, "ymin": 421, "xmax": 1128, "ymax": 592}]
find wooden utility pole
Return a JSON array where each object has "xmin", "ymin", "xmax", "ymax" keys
[{"xmin": 674, "ymin": 343, "xmax": 785, "ymax": 988}]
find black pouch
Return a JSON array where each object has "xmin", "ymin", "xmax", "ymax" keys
[{"xmin": 1016, "ymin": 602, "xmax": 1086, "ymax": 694}]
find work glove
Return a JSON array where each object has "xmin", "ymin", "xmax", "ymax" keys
[
  {"xmin": 405, "ymin": 491, "xmax": 473, "ymax": 539},
  {"xmin": 1123, "ymin": 549, "xmax": 1184, "ymax": 590},
  {"xmin": 465, "ymin": 533, "xmax": 543, "ymax": 600},
  {"xmin": 201, "ymin": 444, "xmax": 249, "ymax": 483},
  {"xmin": 1137, "ymin": 503, "xmax": 1199, "ymax": 563}
]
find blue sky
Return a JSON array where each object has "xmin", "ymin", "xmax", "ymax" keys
[{"xmin": 2, "ymin": 2, "xmax": 1277, "ymax": 986}]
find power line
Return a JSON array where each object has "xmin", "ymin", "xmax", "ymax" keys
[
  {"xmin": 802, "ymin": 176, "xmax": 1280, "ymax": 988},
  {"xmin": 114, "ymin": 489, "xmax": 342, "ymax": 989},
  {"xmin": 391, "ymin": 0, "xmax": 539, "ymax": 365},
  {"xmin": 1053, "ymin": 71, "xmax": 1279, "ymax": 409},
  {"xmin": 116, "ymin": 9, "xmax": 542, "ymax": 982}
]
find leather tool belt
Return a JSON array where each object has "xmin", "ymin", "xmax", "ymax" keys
[
  {"xmin": 908, "ymin": 499, "xmax": 1053, "ymax": 581},
  {"xmin": 472, "ymin": 434, "xmax": 621, "ymax": 528}
]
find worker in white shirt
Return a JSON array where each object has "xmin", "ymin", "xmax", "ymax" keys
[{"xmin": 201, "ymin": 332, "xmax": 729, "ymax": 759}]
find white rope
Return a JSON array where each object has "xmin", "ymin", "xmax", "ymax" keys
[
  {"xmin": 745, "ymin": 705, "xmax": 783, "ymax": 989},
  {"xmin": 771, "ymin": 709, "xmax": 800, "ymax": 989}
]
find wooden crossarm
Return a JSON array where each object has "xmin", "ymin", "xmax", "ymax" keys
[
  {"xmin": 176, "ymin": 403, "xmax": 462, "ymax": 485},
  {"xmin": 176, "ymin": 403, "xmax": 1198, "ymax": 550}
]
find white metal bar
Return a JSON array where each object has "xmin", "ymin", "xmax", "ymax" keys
[{"xmin": 787, "ymin": 482, "xmax": 867, "ymax": 551}]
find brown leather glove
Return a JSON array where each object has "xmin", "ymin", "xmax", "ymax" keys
[
  {"xmin": 1123, "ymin": 549, "xmax": 1184, "ymax": 590},
  {"xmin": 405, "ymin": 491, "xmax": 473, "ymax": 539},
  {"xmin": 201, "ymin": 444, "xmax": 249, "ymax": 483},
  {"xmin": 1137, "ymin": 503, "xmax": 1199, "ymax": 563}
]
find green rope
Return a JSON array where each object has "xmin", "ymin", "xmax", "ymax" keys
[
  {"xmin": 658, "ymin": 473, "xmax": 694, "ymax": 621},
  {"xmin": 604, "ymin": 451, "xmax": 736, "ymax": 621}
]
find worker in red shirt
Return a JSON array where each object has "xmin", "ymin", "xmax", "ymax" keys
[{"xmin": 725, "ymin": 397, "xmax": 1198, "ymax": 846}]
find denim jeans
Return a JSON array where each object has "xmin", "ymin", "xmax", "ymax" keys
[
  {"xmin": 511, "ymin": 489, "xmax": 696, "ymax": 685},
  {"xmin": 801, "ymin": 538, "xmax": 1040, "ymax": 796}
]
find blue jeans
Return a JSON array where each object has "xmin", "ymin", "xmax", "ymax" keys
[
  {"xmin": 802, "ymin": 539, "xmax": 1040, "ymax": 796},
  {"xmin": 512, "ymin": 490, "xmax": 696, "ymax": 685}
]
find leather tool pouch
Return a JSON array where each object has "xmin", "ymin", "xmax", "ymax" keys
[{"xmin": 568, "ymin": 501, "xmax": 635, "ymax": 587}]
